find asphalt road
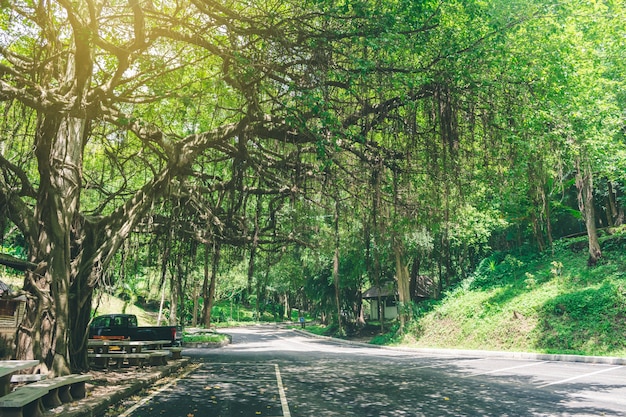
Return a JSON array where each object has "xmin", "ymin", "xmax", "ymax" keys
[{"xmin": 122, "ymin": 327, "xmax": 626, "ymax": 417}]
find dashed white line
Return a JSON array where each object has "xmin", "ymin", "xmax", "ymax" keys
[
  {"xmin": 274, "ymin": 364, "xmax": 292, "ymax": 417},
  {"xmin": 463, "ymin": 361, "xmax": 548, "ymax": 377},
  {"xmin": 118, "ymin": 364, "xmax": 200, "ymax": 417},
  {"xmin": 538, "ymin": 365, "xmax": 623, "ymax": 388}
]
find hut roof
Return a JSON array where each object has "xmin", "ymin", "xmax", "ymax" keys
[{"xmin": 362, "ymin": 283, "xmax": 396, "ymax": 299}]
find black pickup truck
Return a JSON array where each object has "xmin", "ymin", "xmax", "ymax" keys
[{"xmin": 88, "ymin": 314, "xmax": 182, "ymax": 346}]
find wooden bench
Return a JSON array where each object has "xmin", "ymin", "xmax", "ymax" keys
[
  {"xmin": 88, "ymin": 353, "xmax": 149, "ymax": 369},
  {"xmin": 9, "ymin": 374, "xmax": 47, "ymax": 384},
  {"xmin": 0, "ymin": 386, "xmax": 49, "ymax": 417},
  {"xmin": 147, "ymin": 350, "xmax": 170, "ymax": 366},
  {"xmin": 24, "ymin": 374, "xmax": 92, "ymax": 408},
  {"xmin": 166, "ymin": 347, "xmax": 183, "ymax": 360}
]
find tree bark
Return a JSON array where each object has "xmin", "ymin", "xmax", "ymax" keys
[
  {"xmin": 15, "ymin": 114, "xmax": 85, "ymax": 376},
  {"xmin": 202, "ymin": 241, "xmax": 221, "ymax": 326},
  {"xmin": 575, "ymin": 159, "xmax": 602, "ymax": 266},
  {"xmin": 393, "ymin": 239, "xmax": 411, "ymax": 330},
  {"xmin": 333, "ymin": 193, "xmax": 343, "ymax": 335},
  {"xmin": 607, "ymin": 181, "xmax": 624, "ymax": 226}
]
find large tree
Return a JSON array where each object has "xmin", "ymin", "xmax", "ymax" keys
[
  {"xmin": 0, "ymin": 0, "xmax": 300, "ymax": 374},
  {"xmin": 0, "ymin": 0, "xmax": 558, "ymax": 374}
]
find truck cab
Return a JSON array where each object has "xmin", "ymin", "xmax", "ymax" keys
[
  {"xmin": 89, "ymin": 314, "xmax": 182, "ymax": 346},
  {"xmin": 90, "ymin": 314, "xmax": 138, "ymax": 339}
]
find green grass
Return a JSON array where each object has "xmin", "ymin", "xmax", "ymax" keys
[
  {"xmin": 183, "ymin": 333, "xmax": 230, "ymax": 343},
  {"xmin": 395, "ymin": 232, "xmax": 626, "ymax": 357},
  {"xmin": 290, "ymin": 324, "xmax": 327, "ymax": 335},
  {"xmin": 91, "ymin": 292, "xmax": 158, "ymax": 326}
]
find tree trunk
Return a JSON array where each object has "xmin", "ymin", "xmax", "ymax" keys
[
  {"xmin": 169, "ymin": 243, "xmax": 185, "ymax": 326},
  {"xmin": 16, "ymin": 115, "xmax": 85, "ymax": 376},
  {"xmin": 607, "ymin": 181, "xmax": 624, "ymax": 226},
  {"xmin": 356, "ymin": 290, "xmax": 365, "ymax": 326},
  {"xmin": 409, "ymin": 257, "xmax": 420, "ymax": 302},
  {"xmin": 246, "ymin": 195, "xmax": 261, "ymax": 305},
  {"xmin": 393, "ymin": 239, "xmax": 411, "ymax": 330},
  {"xmin": 333, "ymin": 194, "xmax": 343, "ymax": 336},
  {"xmin": 157, "ymin": 231, "xmax": 172, "ymax": 326},
  {"xmin": 192, "ymin": 280, "xmax": 200, "ymax": 327},
  {"xmin": 202, "ymin": 242, "xmax": 221, "ymax": 326},
  {"xmin": 169, "ymin": 271, "xmax": 178, "ymax": 326},
  {"xmin": 575, "ymin": 159, "xmax": 602, "ymax": 266}
]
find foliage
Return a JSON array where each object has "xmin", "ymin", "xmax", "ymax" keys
[
  {"xmin": 0, "ymin": 0, "xmax": 625, "ymax": 370},
  {"xmin": 536, "ymin": 281, "xmax": 626, "ymax": 354},
  {"xmin": 183, "ymin": 333, "xmax": 230, "ymax": 344},
  {"xmin": 395, "ymin": 232, "xmax": 626, "ymax": 356}
]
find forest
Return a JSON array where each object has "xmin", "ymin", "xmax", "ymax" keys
[{"xmin": 0, "ymin": 0, "xmax": 625, "ymax": 375}]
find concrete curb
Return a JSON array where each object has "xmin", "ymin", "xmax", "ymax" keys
[
  {"xmin": 45, "ymin": 358, "xmax": 191, "ymax": 417},
  {"xmin": 292, "ymin": 329, "xmax": 626, "ymax": 365}
]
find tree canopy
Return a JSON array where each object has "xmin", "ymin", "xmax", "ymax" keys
[{"xmin": 1, "ymin": 0, "xmax": 624, "ymax": 374}]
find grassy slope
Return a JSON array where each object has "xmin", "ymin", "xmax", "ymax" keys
[
  {"xmin": 395, "ymin": 233, "xmax": 626, "ymax": 357},
  {"xmin": 91, "ymin": 292, "xmax": 159, "ymax": 325},
  {"xmin": 0, "ymin": 273, "xmax": 159, "ymax": 326}
]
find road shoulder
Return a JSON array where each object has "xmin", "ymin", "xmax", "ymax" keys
[{"xmin": 291, "ymin": 328, "xmax": 626, "ymax": 365}]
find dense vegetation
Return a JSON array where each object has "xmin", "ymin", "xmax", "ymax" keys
[
  {"xmin": 381, "ymin": 230, "xmax": 626, "ymax": 356},
  {"xmin": 0, "ymin": 0, "xmax": 625, "ymax": 374}
]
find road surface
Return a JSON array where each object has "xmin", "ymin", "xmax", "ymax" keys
[{"xmin": 121, "ymin": 326, "xmax": 626, "ymax": 416}]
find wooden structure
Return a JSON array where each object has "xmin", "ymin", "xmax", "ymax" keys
[
  {"xmin": 0, "ymin": 280, "xmax": 26, "ymax": 341},
  {"xmin": 0, "ymin": 359, "xmax": 91, "ymax": 417},
  {"xmin": 363, "ymin": 275, "xmax": 433, "ymax": 321},
  {"xmin": 362, "ymin": 283, "xmax": 399, "ymax": 321},
  {"xmin": 87, "ymin": 339, "xmax": 174, "ymax": 369}
]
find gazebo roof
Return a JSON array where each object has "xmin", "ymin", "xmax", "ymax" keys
[{"xmin": 362, "ymin": 283, "xmax": 396, "ymax": 299}]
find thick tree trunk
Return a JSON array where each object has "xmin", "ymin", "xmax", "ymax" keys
[
  {"xmin": 16, "ymin": 115, "xmax": 86, "ymax": 376},
  {"xmin": 575, "ymin": 159, "xmax": 602, "ymax": 266},
  {"xmin": 69, "ymin": 276, "xmax": 94, "ymax": 372}
]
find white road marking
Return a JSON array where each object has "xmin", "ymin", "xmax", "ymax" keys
[
  {"xmin": 275, "ymin": 364, "xmax": 292, "ymax": 417},
  {"xmin": 538, "ymin": 365, "xmax": 623, "ymax": 388},
  {"xmin": 463, "ymin": 361, "xmax": 548, "ymax": 377},
  {"xmin": 118, "ymin": 364, "xmax": 200, "ymax": 417},
  {"xmin": 404, "ymin": 357, "xmax": 489, "ymax": 371}
]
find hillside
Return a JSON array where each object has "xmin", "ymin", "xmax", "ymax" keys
[
  {"xmin": 0, "ymin": 273, "xmax": 159, "ymax": 327},
  {"xmin": 393, "ymin": 231, "xmax": 626, "ymax": 357}
]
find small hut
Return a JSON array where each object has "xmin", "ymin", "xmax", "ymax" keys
[
  {"xmin": 362, "ymin": 282, "xmax": 398, "ymax": 320},
  {"xmin": 363, "ymin": 275, "xmax": 434, "ymax": 321}
]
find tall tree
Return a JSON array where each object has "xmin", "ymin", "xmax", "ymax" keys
[{"xmin": 1, "ymin": 0, "xmax": 574, "ymax": 372}]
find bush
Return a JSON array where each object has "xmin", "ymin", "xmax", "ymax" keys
[
  {"xmin": 183, "ymin": 333, "xmax": 230, "ymax": 344},
  {"xmin": 535, "ymin": 282, "xmax": 626, "ymax": 355}
]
